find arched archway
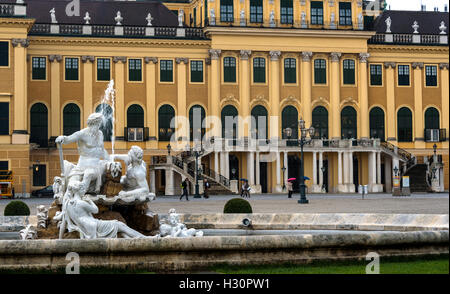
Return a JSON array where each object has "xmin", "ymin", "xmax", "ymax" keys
[
  {"xmin": 369, "ymin": 107, "xmax": 385, "ymax": 141},
  {"xmin": 341, "ymin": 106, "xmax": 357, "ymax": 139},
  {"xmin": 312, "ymin": 106, "xmax": 328, "ymax": 139},
  {"xmin": 282, "ymin": 105, "xmax": 298, "ymax": 139},
  {"xmin": 397, "ymin": 107, "xmax": 413, "ymax": 142},
  {"xmin": 63, "ymin": 103, "xmax": 80, "ymax": 136},
  {"xmin": 251, "ymin": 105, "xmax": 268, "ymax": 139},
  {"xmin": 424, "ymin": 107, "xmax": 440, "ymax": 142},
  {"xmin": 30, "ymin": 103, "xmax": 48, "ymax": 147},
  {"xmin": 158, "ymin": 104, "xmax": 175, "ymax": 142},
  {"xmin": 221, "ymin": 105, "xmax": 238, "ymax": 139},
  {"xmin": 127, "ymin": 104, "xmax": 144, "ymax": 128},
  {"xmin": 189, "ymin": 105, "xmax": 206, "ymax": 142}
]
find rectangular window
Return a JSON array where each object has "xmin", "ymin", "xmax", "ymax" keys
[
  {"xmin": 339, "ymin": 2, "xmax": 352, "ymax": 26},
  {"xmin": 370, "ymin": 64, "xmax": 383, "ymax": 86},
  {"xmin": 190, "ymin": 60, "xmax": 204, "ymax": 83},
  {"xmin": 250, "ymin": 0, "xmax": 263, "ymax": 23},
  {"xmin": 281, "ymin": 0, "xmax": 294, "ymax": 24},
  {"xmin": 398, "ymin": 65, "xmax": 410, "ymax": 86},
  {"xmin": 32, "ymin": 165, "xmax": 46, "ymax": 187},
  {"xmin": 0, "ymin": 161, "xmax": 8, "ymax": 170},
  {"xmin": 0, "ymin": 102, "xmax": 9, "ymax": 135},
  {"xmin": 97, "ymin": 58, "xmax": 111, "ymax": 81},
  {"xmin": 224, "ymin": 57, "xmax": 236, "ymax": 83},
  {"xmin": 253, "ymin": 58, "xmax": 266, "ymax": 83},
  {"xmin": 65, "ymin": 58, "xmax": 79, "ymax": 81},
  {"xmin": 284, "ymin": 58, "xmax": 297, "ymax": 84},
  {"xmin": 425, "ymin": 65, "xmax": 438, "ymax": 86},
  {"xmin": 193, "ymin": 8, "xmax": 197, "ymax": 27},
  {"xmin": 343, "ymin": 59, "xmax": 355, "ymax": 85},
  {"xmin": 220, "ymin": 0, "xmax": 234, "ymax": 22},
  {"xmin": 160, "ymin": 60, "xmax": 173, "ymax": 82},
  {"xmin": 311, "ymin": 1, "xmax": 324, "ymax": 25},
  {"xmin": 0, "ymin": 41, "xmax": 8, "ymax": 67},
  {"xmin": 32, "ymin": 57, "xmax": 46, "ymax": 80},
  {"xmin": 128, "ymin": 59, "xmax": 142, "ymax": 82},
  {"xmin": 314, "ymin": 59, "xmax": 327, "ymax": 84}
]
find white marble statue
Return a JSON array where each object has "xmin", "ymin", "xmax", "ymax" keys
[
  {"xmin": 52, "ymin": 176, "xmax": 65, "ymax": 204},
  {"xmin": 64, "ymin": 181, "xmax": 148, "ymax": 239},
  {"xmin": 440, "ymin": 21, "xmax": 447, "ymax": 34},
  {"xmin": 37, "ymin": 205, "xmax": 48, "ymax": 229},
  {"xmin": 330, "ymin": 12, "xmax": 335, "ymax": 23},
  {"xmin": 50, "ymin": 8, "xmax": 57, "ymax": 24},
  {"xmin": 412, "ymin": 21, "xmax": 419, "ymax": 33},
  {"xmin": 209, "ymin": 8, "xmax": 216, "ymax": 25},
  {"xmin": 385, "ymin": 16, "xmax": 392, "ymax": 33},
  {"xmin": 146, "ymin": 13, "xmax": 153, "ymax": 26},
  {"xmin": 178, "ymin": 9, "xmax": 184, "ymax": 27},
  {"xmin": 19, "ymin": 225, "xmax": 37, "ymax": 240},
  {"xmin": 84, "ymin": 12, "xmax": 91, "ymax": 25},
  {"xmin": 111, "ymin": 146, "xmax": 154, "ymax": 199},
  {"xmin": 55, "ymin": 113, "xmax": 109, "ymax": 196},
  {"xmin": 269, "ymin": 10, "xmax": 275, "ymax": 26},
  {"xmin": 158, "ymin": 209, "xmax": 203, "ymax": 238},
  {"xmin": 357, "ymin": 13, "xmax": 363, "ymax": 24},
  {"xmin": 115, "ymin": 11, "xmax": 123, "ymax": 26}
]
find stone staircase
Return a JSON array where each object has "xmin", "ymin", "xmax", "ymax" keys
[{"xmin": 404, "ymin": 164, "xmax": 432, "ymax": 193}]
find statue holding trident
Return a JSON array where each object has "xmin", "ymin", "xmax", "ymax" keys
[{"xmin": 55, "ymin": 112, "xmax": 110, "ymax": 196}]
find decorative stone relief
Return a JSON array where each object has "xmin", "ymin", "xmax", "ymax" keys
[
  {"xmin": 158, "ymin": 209, "xmax": 203, "ymax": 238},
  {"xmin": 144, "ymin": 57, "xmax": 158, "ymax": 64},
  {"xmin": 439, "ymin": 63, "xmax": 449, "ymax": 70},
  {"xmin": 384, "ymin": 62, "xmax": 396, "ymax": 69},
  {"xmin": 269, "ymin": 51, "xmax": 281, "ymax": 61},
  {"xmin": 359, "ymin": 53, "xmax": 370, "ymax": 63},
  {"xmin": 115, "ymin": 11, "xmax": 123, "ymax": 26},
  {"xmin": 209, "ymin": 49, "xmax": 221, "ymax": 60},
  {"xmin": 49, "ymin": 54, "xmax": 62, "ymax": 62},
  {"xmin": 412, "ymin": 62, "xmax": 424, "ymax": 69},
  {"xmin": 11, "ymin": 38, "xmax": 29, "ymax": 48},
  {"xmin": 19, "ymin": 225, "xmax": 37, "ymax": 240},
  {"xmin": 328, "ymin": 0, "xmax": 335, "ymax": 7},
  {"xmin": 81, "ymin": 55, "xmax": 95, "ymax": 63},
  {"xmin": 330, "ymin": 52, "xmax": 342, "ymax": 62},
  {"xmin": 37, "ymin": 205, "xmax": 48, "ymax": 229},
  {"xmin": 175, "ymin": 57, "xmax": 189, "ymax": 64},
  {"xmin": 301, "ymin": 51, "xmax": 313, "ymax": 62},
  {"xmin": 240, "ymin": 50, "xmax": 252, "ymax": 60},
  {"xmin": 113, "ymin": 56, "xmax": 127, "ymax": 63}
]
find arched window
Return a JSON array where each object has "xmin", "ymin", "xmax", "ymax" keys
[
  {"xmin": 397, "ymin": 107, "xmax": 413, "ymax": 142},
  {"xmin": 369, "ymin": 107, "xmax": 385, "ymax": 141},
  {"xmin": 63, "ymin": 103, "xmax": 80, "ymax": 136},
  {"xmin": 127, "ymin": 104, "xmax": 144, "ymax": 128},
  {"xmin": 189, "ymin": 105, "xmax": 206, "ymax": 142},
  {"xmin": 424, "ymin": 107, "xmax": 440, "ymax": 142},
  {"xmin": 158, "ymin": 105, "xmax": 175, "ymax": 142},
  {"xmin": 341, "ymin": 106, "xmax": 357, "ymax": 139},
  {"xmin": 282, "ymin": 106, "xmax": 298, "ymax": 139},
  {"xmin": 251, "ymin": 105, "xmax": 268, "ymax": 140},
  {"xmin": 312, "ymin": 106, "xmax": 328, "ymax": 139},
  {"xmin": 221, "ymin": 105, "xmax": 238, "ymax": 139},
  {"xmin": 30, "ymin": 103, "xmax": 48, "ymax": 147},
  {"xmin": 95, "ymin": 103, "xmax": 113, "ymax": 141}
]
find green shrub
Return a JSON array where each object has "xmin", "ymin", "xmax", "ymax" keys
[
  {"xmin": 4, "ymin": 200, "xmax": 30, "ymax": 216},
  {"xmin": 223, "ymin": 198, "xmax": 252, "ymax": 214}
]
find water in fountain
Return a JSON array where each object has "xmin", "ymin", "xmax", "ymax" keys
[{"xmin": 97, "ymin": 80, "xmax": 116, "ymax": 159}]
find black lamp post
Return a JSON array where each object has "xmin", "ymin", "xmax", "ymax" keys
[
  {"xmin": 281, "ymin": 166, "xmax": 286, "ymax": 190},
  {"xmin": 193, "ymin": 147, "xmax": 205, "ymax": 198},
  {"xmin": 393, "ymin": 166, "xmax": 399, "ymax": 177},
  {"xmin": 298, "ymin": 118, "xmax": 315, "ymax": 204},
  {"xmin": 321, "ymin": 166, "xmax": 326, "ymax": 191},
  {"xmin": 166, "ymin": 143, "xmax": 172, "ymax": 156}
]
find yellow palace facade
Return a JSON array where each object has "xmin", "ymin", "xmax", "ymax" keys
[{"xmin": 0, "ymin": 0, "xmax": 448, "ymax": 196}]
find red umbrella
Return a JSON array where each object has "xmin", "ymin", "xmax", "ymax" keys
[{"xmin": 288, "ymin": 178, "xmax": 296, "ymax": 182}]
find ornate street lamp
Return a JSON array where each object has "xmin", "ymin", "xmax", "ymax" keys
[
  {"xmin": 321, "ymin": 165, "xmax": 326, "ymax": 191},
  {"xmin": 166, "ymin": 143, "xmax": 172, "ymax": 156},
  {"xmin": 281, "ymin": 166, "xmax": 286, "ymax": 190},
  {"xmin": 297, "ymin": 118, "xmax": 315, "ymax": 204},
  {"xmin": 393, "ymin": 166, "xmax": 399, "ymax": 177}
]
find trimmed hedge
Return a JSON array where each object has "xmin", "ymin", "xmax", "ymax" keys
[
  {"xmin": 4, "ymin": 200, "xmax": 30, "ymax": 216},
  {"xmin": 223, "ymin": 198, "xmax": 252, "ymax": 214}
]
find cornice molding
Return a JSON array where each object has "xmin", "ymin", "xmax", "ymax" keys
[{"xmin": 368, "ymin": 44, "xmax": 449, "ymax": 53}]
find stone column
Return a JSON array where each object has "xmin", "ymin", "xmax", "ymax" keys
[
  {"xmin": 220, "ymin": 152, "xmax": 226, "ymax": 176},
  {"xmin": 348, "ymin": 151, "xmax": 355, "ymax": 193},
  {"xmin": 283, "ymin": 151, "xmax": 288, "ymax": 185},
  {"xmin": 145, "ymin": 57, "xmax": 158, "ymax": 147},
  {"xmin": 240, "ymin": 50, "xmax": 252, "ymax": 138},
  {"xmin": 82, "ymin": 56, "xmax": 94, "ymax": 124},
  {"xmin": 385, "ymin": 62, "xmax": 397, "ymax": 143},
  {"xmin": 49, "ymin": 54, "xmax": 62, "ymax": 140},
  {"xmin": 376, "ymin": 152, "xmax": 382, "ymax": 184},
  {"xmin": 176, "ymin": 57, "xmax": 189, "ymax": 141},
  {"xmin": 214, "ymin": 151, "xmax": 219, "ymax": 178},
  {"xmin": 371, "ymin": 151, "xmax": 383, "ymax": 192},
  {"xmin": 318, "ymin": 152, "xmax": 324, "ymax": 190},
  {"xmin": 255, "ymin": 152, "xmax": 261, "ymax": 185},
  {"xmin": 11, "ymin": 39, "xmax": 29, "ymax": 144},
  {"xmin": 337, "ymin": 151, "xmax": 345, "ymax": 192},
  {"xmin": 384, "ymin": 157, "xmax": 392, "ymax": 193},
  {"xmin": 150, "ymin": 169, "xmax": 156, "ymax": 194},
  {"xmin": 113, "ymin": 56, "xmax": 126, "ymax": 141},
  {"xmin": 301, "ymin": 52, "xmax": 313, "ymax": 128},
  {"xmin": 275, "ymin": 151, "xmax": 282, "ymax": 192},
  {"xmin": 412, "ymin": 62, "xmax": 425, "ymax": 148},
  {"xmin": 225, "ymin": 151, "xmax": 230, "ymax": 180},
  {"xmin": 165, "ymin": 168, "xmax": 175, "ymax": 196},
  {"xmin": 209, "ymin": 50, "xmax": 221, "ymax": 138},
  {"xmin": 269, "ymin": 51, "xmax": 281, "ymax": 140},
  {"xmin": 330, "ymin": 52, "xmax": 342, "ymax": 139},
  {"xmin": 343, "ymin": 152, "xmax": 349, "ymax": 184},
  {"xmin": 440, "ymin": 63, "xmax": 449, "ymax": 149},
  {"xmin": 359, "ymin": 53, "xmax": 370, "ymax": 139},
  {"xmin": 311, "ymin": 151, "xmax": 321, "ymax": 193}
]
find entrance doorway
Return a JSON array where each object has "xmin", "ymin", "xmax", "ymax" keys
[
  {"xmin": 259, "ymin": 162, "xmax": 268, "ymax": 193},
  {"xmin": 288, "ymin": 155, "xmax": 301, "ymax": 193},
  {"xmin": 353, "ymin": 157, "xmax": 359, "ymax": 191}
]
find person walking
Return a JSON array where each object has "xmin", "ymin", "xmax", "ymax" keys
[
  {"xmin": 287, "ymin": 180, "xmax": 293, "ymax": 198},
  {"xmin": 243, "ymin": 180, "xmax": 250, "ymax": 198},
  {"xmin": 203, "ymin": 179, "xmax": 210, "ymax": 199},
  {"xmin": 180, "ymin": 178, "xmax": 189, "ymax": 201}
]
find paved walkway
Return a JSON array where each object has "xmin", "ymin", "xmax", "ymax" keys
[{"xmin": 1, "ymin": 193, "xmax": 448, "ymax": 215}]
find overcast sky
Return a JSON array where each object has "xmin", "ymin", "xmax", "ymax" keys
[{"xmin": 386, "ymin": 0, "xmax": 449, "ymax": 11}]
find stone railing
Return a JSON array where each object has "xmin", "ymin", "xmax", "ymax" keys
[
  {"xmin": 29, "ymin": 23, "xmax": 207, "ymax": 39},
  {"xmin": 0, "ymin": 2, "xmax": 26, "ymax": 17},
  {"xmin": 369, "ymin": 33, "xmax": 448, "ymax": 45}
]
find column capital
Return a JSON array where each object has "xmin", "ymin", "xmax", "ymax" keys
[
  {"xmin": 240, "ymin": 50, "xmax": 252, "ymax": 60},
  {"xmin": 48, "ymin": 54, "xmax": 62, "ymax": 63},
  {"xmin": 358, "ymin": 53, "xmax": 370, "ymax": 63},
  {"xmin": 144, "ymin": 57, "xmax": 158, "ymax": 64},
  {"xmin": 11, "ymin": 38, "xmax": 29, "ymax": 48},
  {"xmin": 113, "ymin": 56, "xmax": 127, "ymax": 63},
  {"xmin": 384, "ymin": 62, "xmax": 396, "ymax": 69},
  {"xmin": 412, "ymin": 62, "xmax": 424, "ymax": 69},
  {"xmin": 208, "ymin": 49, "xmax": 222, "ymax": 60},
  {"xmin": 301, "ymin": 51, "xmax": 313, "ymax": 62},
  {"xmin": 330, "ymin": 52, "xmax": 342, "ymax": 62},
  {"xmin": 81, "ymin": 55, "xmax": 95, "ymax": 63},
  {"xmin": 269, "ymin": 51, "xmax": 281, "ymax": 61},
  {"xmin": 175, "ymin": 57, "xmax": 189, "ymax": 64},
  {"xmin": 439, "ymin": 63, "xmax": 449, "ymax": 70}
]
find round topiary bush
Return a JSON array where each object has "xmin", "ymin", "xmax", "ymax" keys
[
  {"xmin": 4, "ymin": 200, "xmax": 30, "ymax": 216},
  {"xmin": 223, "ymin": 198, "xmax": 252, "ymax": 214}
]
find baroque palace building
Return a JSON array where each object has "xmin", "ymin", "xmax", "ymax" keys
[{"xmin": 0, "ymin": 0, "xmax": 448, "ymax": 197}]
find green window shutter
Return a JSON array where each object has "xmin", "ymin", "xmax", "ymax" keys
[
  {"xmin": 397, "ymin": 107, "xmax": 413, "ymax": 142},
  {"xmin": 370, "ymin": 65, "xmax": 382, "ymax": 86},
  {"xmin": 425, "ymin": 66, "xmax": 437, "ymax": 86},
  {"xmin": 314, "ymin": 59, "xmax": 326, "ymax": 84},
  {"xmin": 97, "ymin": 58, "xmax": 111, "ymax": 81},
  {"xmin": 63, "ymin": 103, "xmax": 81, "ymax": 136},
  {"xmin": 65, "ymin": 58, "xmax": 79, "ymax": 81},
  {"xmin": 284, "ymin": 58, "xmax": 296, "ymax": 83},
  {"xmin": 343, "ymin": 60, "xmax": 355, "ymax": 85},
  {"xmin": 161, "ymin": 60, "xmax": 173, "ymax": 82},
  {"xmin": 129, "ymin": 59, "xmax": 142, "ymax": 82},
  {"xmin": 253, "ymin": 58, "xmax": 266, "ymax": 83},
  {"xmin": 190, "ymin": 60, "xmax": 203, "ymax": 83},
  {"xmin": 0, "ymin": 41, "xmax": 8, "ymax": 67},
  {"xmin": 224, "ymin": 57, "xmax": 236, "ymax": 83},
  {"xmin": 32, "ymin": 57, "xmax": 46, "ymax": 80}
]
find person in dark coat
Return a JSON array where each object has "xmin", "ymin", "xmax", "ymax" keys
[
  {"xmin": 180, "ymin": 178, "xmax": 189, "ymax": 201},
  {"xmin": 203, "ymin": 179, "xmax": 210, "ymax": 199}
]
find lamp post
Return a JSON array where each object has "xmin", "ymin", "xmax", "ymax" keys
[
  {"xmin": 321, "ymin": 165, "xmax": 326, "ymax": 191},
  {"xmin": 393, "ymin": 166, "xmax": 399, "ymax": 177},
  {"xmin": 193, "ymin": 147, "xmax": 204, "ymax": 198},
  {"xmin": 281, "ymin": 166, "xmax": 286, "ymax": 190},
  {"xmin": 298, "ymin": 118, "xmax": 315, "ymax": 204},
  {"xmin": 166, "ymin": 143, "xmax": 172, "ymax": 156}
]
